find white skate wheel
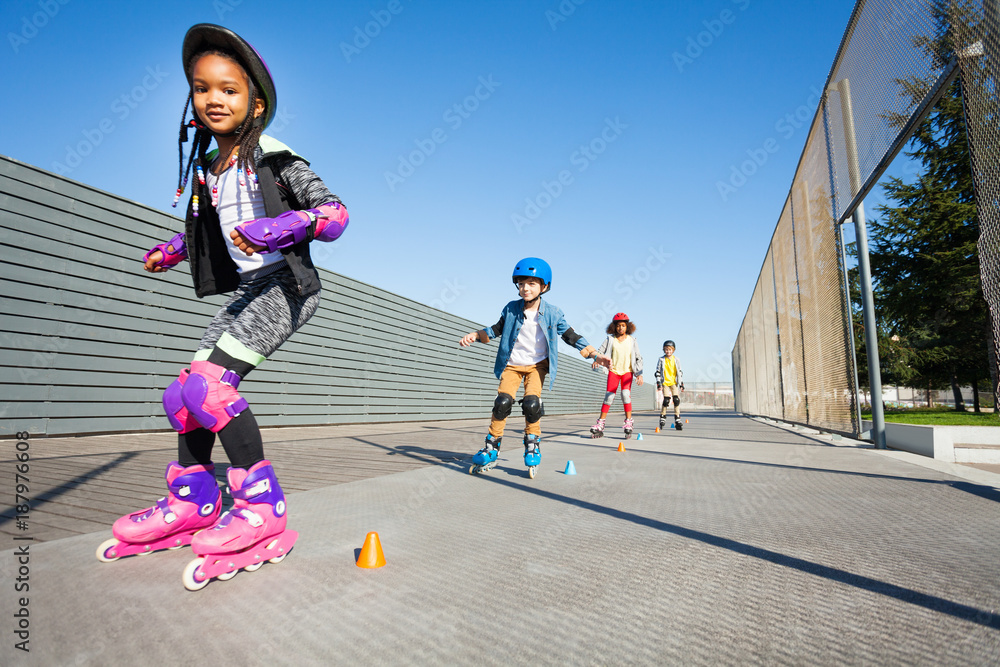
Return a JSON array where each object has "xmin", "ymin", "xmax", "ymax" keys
[
  {"xmin": 182, "ymin": 558, "xmax": 210, "ymax": 591},
  {"xmin": 245, "ymin": 561, "xmax": 264, "ymax": 572},
  {"xmin": 528, "ymin": 466, "xmax": 537, "ymax": 479},
  {"xmin": 96, "ymin": 538, "xmax": 121, "ymax": 563},
  {"xmin": 217, "ymin": 569, "xmax": 237, "ymax": 581}
]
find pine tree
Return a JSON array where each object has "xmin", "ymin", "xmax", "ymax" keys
[{"xmin": 867, "ymin": 76, "xmax": 989, "ymax": 412}]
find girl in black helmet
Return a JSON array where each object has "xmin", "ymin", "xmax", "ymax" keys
[{"xmin": 99, "ymin": 24, "xmax": 349, "ymax": 591}]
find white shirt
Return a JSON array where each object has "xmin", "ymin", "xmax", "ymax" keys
[
  {"xmin": 508, "ymin": 310, "xmax": 549, "ymax": 366},
  {"xmin": 205, "ymin": 164, "xmax": 285, "ymax": 274}
]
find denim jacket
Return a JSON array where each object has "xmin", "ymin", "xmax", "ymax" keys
[{"xmin": 484, "ymin": 297, "xmax": 593, "ymax": 389}]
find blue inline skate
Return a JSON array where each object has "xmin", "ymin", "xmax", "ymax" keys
[
  {"xmin": 470, "ymin": 434, "xmax": 501, "ymax": 474},
  {"xmin": 524, "ymin": 434, "xmax": 541, "ymax": 479}
]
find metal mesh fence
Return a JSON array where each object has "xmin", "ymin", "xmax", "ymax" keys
[
  {"xmin": 733, "ymin": 0, "xmax": 998, "ymax": 436},
  {"xmin": 955, "ymin": 2, "xmax": 1000, "ymax": 399}
]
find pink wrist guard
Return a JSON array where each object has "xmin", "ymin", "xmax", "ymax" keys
[{"xmin": 144, "ymin": 232, "xmax": 188, "ymax": 269}]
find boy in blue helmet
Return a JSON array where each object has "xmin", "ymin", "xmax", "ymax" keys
[{"xmin": 459, "ymin": 257, "xmax": 610, "ymax": 478}]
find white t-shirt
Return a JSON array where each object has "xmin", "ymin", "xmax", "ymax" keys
[
  {"xmin": 508, "ymin": 310, "xmax": 549, "ymax": 366},
  {"xmin": 205, "ymin": 165, "xmax": 285, "ymax": 274}
]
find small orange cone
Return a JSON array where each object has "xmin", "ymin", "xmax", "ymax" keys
[
  {"xmin": 357, "ymin": 531, "xmax": 386, "ymax": 568},
  {"xmin": 685, "ymin": 419, "xmax": 689, "ymax": 423},
  {"xmin": 655, "ymin": 427, "xmax": 660, "ymax": 433},
  {"xmin": 617, "ymin": 442, "xmax": 626, "ymax": 452}
]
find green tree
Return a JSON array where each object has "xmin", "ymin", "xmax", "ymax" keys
[{"xmin": 867, "ymin": 76, "xmax": 990, "ymax": 412}]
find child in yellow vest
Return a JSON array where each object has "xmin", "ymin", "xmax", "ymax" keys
[{"xmin": 655, "ymin": 340, "xmax": 685, "ymax": 430}]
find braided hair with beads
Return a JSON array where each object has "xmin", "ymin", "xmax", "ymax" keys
[{"xmin": 173, "ymin": 48, "xmax": 265, "ymax": 217}]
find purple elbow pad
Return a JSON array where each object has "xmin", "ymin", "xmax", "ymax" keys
[
  {"xmin": 311, "ymin": 202, "xmax": 349, "ymax": 243},
  {"xmin": 143, "ymin": 232, "xmax": 188, "ymax": 269},
  {"xmin": 235, "ymin": 210, "xmax": 311, "ymax": 254}
]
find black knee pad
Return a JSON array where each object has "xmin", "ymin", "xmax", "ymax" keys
[
  {"xmin": 521, "ymin": 395, "xmax": 543, "ymax": 424},
  {"xmin": 493, "ymin": 393, "xmax": 514, "ymax": 420},
  {"xmin": 662, "ymin": 396, "xmax": 671, "ymax": 408},
  {"xmin": 673, "ymin": 395, "xmax": 681, "ymax": 407}
]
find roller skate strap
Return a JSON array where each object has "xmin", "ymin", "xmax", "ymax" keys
[
  {"xmin": 230, "ymin": 464, "xmax": 282, "ymax": 506},
  {"xmin": 155, "ymin": 497, "xmax": 177, "ymax": 524}
]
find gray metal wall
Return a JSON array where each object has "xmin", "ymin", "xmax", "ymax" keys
[{"xmin": 1, "ymin": 155, "xmax": 650, "ymax": 437}]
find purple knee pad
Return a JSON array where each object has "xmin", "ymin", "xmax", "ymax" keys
[
  {"xmin": 163, "ymin": 368, "xmax": 201, "ymax": 433},
  {"xmin": 144, "ymin": 232, "xmax": 188, "ymax": 270},
  {"xmin": 181, "ymin": 360, "xmax": 249, "ymax": 433}
]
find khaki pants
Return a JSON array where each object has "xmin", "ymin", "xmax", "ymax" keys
[
  {"xmin": 490, "ymin": 361, "xmax": 548, "ymax": 438},
  {"xmin": 660, "ymin": 384, "xmax": 681, "ymax": 419}
]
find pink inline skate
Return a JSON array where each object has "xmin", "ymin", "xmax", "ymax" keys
[
  {"xmin": 182, "ymin": 460, "xmax": 298, "ymax": 591},
  {"xmin": 97, "ymin": 462, "xmax": 221, "ymax": 562}
]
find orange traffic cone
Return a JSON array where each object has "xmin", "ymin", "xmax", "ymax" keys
[
  {"xmin": 685, "ymin": 419, "xmax": 689, "ymax": 423},
  {"xmin": 655, "ymin": 427, "xmax": 660, "ymax": 433},
  {"xmin": 357, "ymin": 531, "xmax": 386, "ymax": 568},
  {"xmin": 617, "ymin": 442, "xmax": 626, "ymax": 452}
]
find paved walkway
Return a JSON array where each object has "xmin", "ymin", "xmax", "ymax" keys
[{"xmin": 2, "ymin": 411, "xmax": 999, "ymax": 665}]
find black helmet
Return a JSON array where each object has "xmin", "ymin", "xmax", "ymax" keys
[
  {"xmin": 183, "ymin": 24, "xmax": 277, "ymax": 130},
  {"xmin": 663, "ymin": 340, "xmax": 676, "ymax": 349}
]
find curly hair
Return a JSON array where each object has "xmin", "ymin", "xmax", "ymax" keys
[{"xmin": 606, "ymin": 320, "xmax": 636, "ymax": 335}]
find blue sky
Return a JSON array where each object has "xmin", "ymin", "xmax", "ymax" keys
[{"xmin": 3, "ymin": 0, "xmax": 862, "ymax": 383}]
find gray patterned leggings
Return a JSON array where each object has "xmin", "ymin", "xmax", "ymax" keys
[{"xmin": 198, "ymin": 267, "xmax": 320, "ymax": 370}]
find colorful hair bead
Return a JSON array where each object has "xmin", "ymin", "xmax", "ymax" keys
[
  {"xmin": 196, "ymin": 165, "xmax": 205, "ymax": 185},
  {"xmin": 192, "ymin": 194, "xmax": 200, "ymax": 218}
]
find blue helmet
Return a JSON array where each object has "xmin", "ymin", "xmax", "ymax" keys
[{"xmin": 512, "ymin": 257, "xmax": 552, "ymax": 289}]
